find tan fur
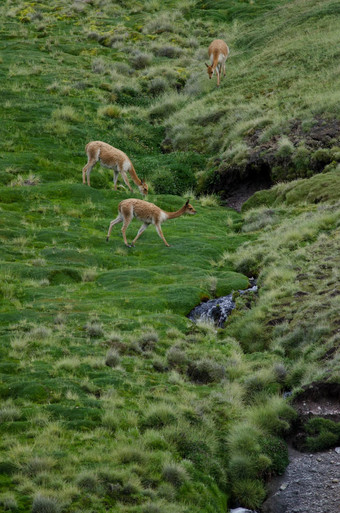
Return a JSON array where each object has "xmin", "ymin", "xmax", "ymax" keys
[
  {"xmin": 205, "ymin": 39, "xmax": 229, "ymax": 86},
  {"xmin": 106, "ymin": 198, "xmax": 196, "ymax": 247},
  {"xmin": 82, "ymin": 141, "xmax": 148, "ymax": 196}
]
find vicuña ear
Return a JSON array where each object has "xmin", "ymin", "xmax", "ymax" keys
[
  {"xmin": 185, "ymin": 199, "xmax": 189, "ymax": 206},
  {"xmin": 205, "ymin": 63, "xmax": 209, "ymax": 68},
  {"xmin": 141, "ymin": 179, "xmax": 144, "ymax": 184}
]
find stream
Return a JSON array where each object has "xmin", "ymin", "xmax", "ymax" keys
[{"xmin": 188, "ymin": 280, "xmax": 257, "ymax": 327}]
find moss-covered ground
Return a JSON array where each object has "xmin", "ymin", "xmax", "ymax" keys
[{"xmin": 0, "ymin": 1, "xmax": 339, "ymax": 512}]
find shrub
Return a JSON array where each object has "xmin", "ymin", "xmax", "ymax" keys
[
  {"xmin": 199, "ymin": 194, "xmax": 219, "ymax": 207},
  {"xmin": 105, "ymin": 349, "xmax": 120, "ymax": 368},
  {"xmin": 162, "ymin": 463, "xmax": 189, "ymax": 487},
  {"xmin": 187, "ymin": 359, "xmax": 226, "ymax": 384},
  {"xmin": 32, "ymin": 495, "xmax": 60, "ymax": 513},
  {"xmin": 304, "ymin": 417, "xmax": 340, "ymax": 451},
  {"xmin": 259, "ymin": 435, "xmax": 289, "ymax": 475},
  {"xmin": 153, "ymin": 169, "xmax": 177, "ymax": 195}
]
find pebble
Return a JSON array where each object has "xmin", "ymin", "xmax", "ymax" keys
[
  {"xmin": 280, "ymin": 483, "xmax": 289, "ymax": 490},
  {"xmin": 334, "ymin": 447, "xmax": 340, "ymax": 454},
  {"xmin": 332, "ymin": 478, "xmax": 339, "ymax": 483}
]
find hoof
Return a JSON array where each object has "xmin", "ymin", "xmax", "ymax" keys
[{"xmin": 106, "ymin": 237, "xmax": 109, "ymax": 242}]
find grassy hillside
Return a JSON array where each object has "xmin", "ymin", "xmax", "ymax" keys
[{"xmin": 0, "ymin": 1, "xmax": 339, "ymax": 512}]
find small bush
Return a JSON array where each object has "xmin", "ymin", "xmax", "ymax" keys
[
  {"xmin": 105, "ymin": 349, "xmax": 120, "ymax": 368},
  {"xmin": 32, "ymin": 495, "xmax": 60, "ymax": 513},
  {"xmin": 304, "ymin": 417, "xmax": 340, "ymax": 451},
  {"xmin": 199, "ymin": 194, "xmax": 219, "ymax": 207},
  {"xmin": 187, "ymin": 359, "xmax": 226, "ymax": 384},
  {"xmin": 152, "ymin": 169, "xmax": 177, "ymax": 195},
  {"xmin": 162, "ymin": 463, "xmax": 189, "ymax": 487}
]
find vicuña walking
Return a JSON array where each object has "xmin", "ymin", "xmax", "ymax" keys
[
  {"xmin": 205, "ymin": 39, "xmax": 229, "ymax": 87},
  {"xmin": 106, "ymin": 198, "xmax": 196, "ymax": 247},
  {"xmin": 82, "ymin": 141, "xmax": 148, "ymax": 196}
]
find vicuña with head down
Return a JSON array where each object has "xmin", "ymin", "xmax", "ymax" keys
[
  {"xmin": 205, "ymin": 39, "xmax": 229, "ymax": 87},
  {"xmin": 106, "ymin": 198, "xmax": 197, "ymax": 247},
  {"xmin": 82, "ymin": 141, "xmax": 148, "ymax": 196}
]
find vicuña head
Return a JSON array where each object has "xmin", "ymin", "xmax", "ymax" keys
[
  {"xmin": 106, "ymin": 198, "xmax": 197, "ymax": 248},
  {"xmin": 205, "ymin": 39, "xmax": 229, "ymax": 87},
  {"xmin": 82, "ymin": 141, "xmax": 148, "ymax": 197}
]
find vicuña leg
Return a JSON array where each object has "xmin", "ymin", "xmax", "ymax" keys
[
  {"xmin": 120, "ymin": 171, "xmax": 133, "ymax": 192},
  {"xmin": 222, "ymin": 60, "xmax": 226, "ymax": 77},
  {"xmin": 132, "ymin": 223, "xmax": 149, "ymax": 245},
  {"xmin": 113, "ymin": 170, "xmax": 119, "ymax": 191},
  {"xmin": 83, "ymin": 159, "xmax": 97, "ymax": 186},
  {"xmin": 155, "ymin": 224, "xmax": 170, "ymax": 247},
  {"xmin": 121, "ymin": 215, "xmax": 133, "ymax": 247},
  {"xmin": 106, "ymin": 214, "xmax": 123, "ymax": 241}
]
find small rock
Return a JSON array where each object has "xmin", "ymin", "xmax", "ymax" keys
[
  {"xmin": 230, "ymin": 509, "xmax": 256, "ymax": 513},
  {"xmin": 334, "ymin": 447, "xmax": 340, "ymax": 454},
  {"xmin": 332, "ymin": 478, "xmax": 339, "ymax": 483},
  {"xmin": 280, "ymin": 483, "xmax": 289, "ymax": 491},
  {"xmin": 317, "ymin": 457, "xmax": 322, "ymax": 462}
]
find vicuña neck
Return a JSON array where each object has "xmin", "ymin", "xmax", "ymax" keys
[
  {"xmin": 164, "ymin": 206, "xmax": 186, "ymax": 220},
  {"xmin": 129, "ymin": 164, "xmax": 142, "ymax": 185}
]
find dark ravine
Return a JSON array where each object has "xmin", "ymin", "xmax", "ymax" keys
[{"xmin": 188, "ymin": 280, "xmax": 257, "ymax": 327}]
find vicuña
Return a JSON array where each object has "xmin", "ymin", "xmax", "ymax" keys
[
  {"xmin": 205, "ymin": 39, "xmax": 229, "ymax": 87},
  {"xmin": 106, "ymin": 198, "xmax": 197, "ymax": 247},
  {"xmin": 82, "ymin": 141, "xmax": 148, "ymax": 196}
]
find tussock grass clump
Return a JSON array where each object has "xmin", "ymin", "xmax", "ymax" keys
[
  {"xmin": 92, "ymin": 57, "xmax": 106, "ymax": 74},
  {"xmin": 187, "ymin": 359, "xmax": 226, "ymax": 384},
  {"xmin": 97, "ymin": 104, "xmax": 121, "ymax": 118},
  {"xmin": 0, "ymin": 401, "xmax": 20, "ymax": 422},
  {"xmin": 52, "ymin": 106, "xmax": 79, "ymax": 122},
  {"xmin": 232, "ymin": 479, "xmax": 266, "ymax": 510},
  {"xmin": 138, "ymin": 331, "xmax": 159, "ymax": 352},
  {"xmin": 199, "ymin": 194, "xmax": 220, "ymax": 207},
  {"xmin": 140, "ymin": 404, "xmax": 177, "ymax": 431},
  {"xmin": 105, "ymin": 349, "xmax": 120, "ymax": 368},
  {"xmin": 32, "ymin": 495, "xmax": 61, "ymax": 513},
  {"xmin": 162, "ymin": 463, "xmax": 189, "ymax": 487},
  {"xmin": 76, "ymin": 471, "xmax": 99, "ymax": 492},
  {"xmin": 0, "ymin": 493, "xmax": 17, "ymax": 511},
  {"xmin": 166, "ymin": 346, "xmax": 188, "ymax": 372},
  {"xmin": 130, "ymin": 51, "xmax": 152, "ymax": 70},
  {"xmin": 84, "ymin": 320, "xmax": 104, "ymax": 338}
]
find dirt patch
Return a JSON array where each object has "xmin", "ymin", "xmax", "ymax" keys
[
  {"xmin": 223, "ymin": 180, "xmax": 271, "ymax": 211},
  {"xmin": 292, "ymin": 381, "xmax": 340, "ymax": 422},
  {"xmin": 261, "ymin": 445, "xmax": 340, "ymax": 513}
]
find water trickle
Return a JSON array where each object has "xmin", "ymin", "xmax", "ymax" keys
[{"xmin": 188, "ymin": 280, "xmax": 257, "ymax": 328}]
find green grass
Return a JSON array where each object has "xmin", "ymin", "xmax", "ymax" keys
[{"xmin": 0, "ymin": 1, "xmax": 340, "ymax": 512}]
